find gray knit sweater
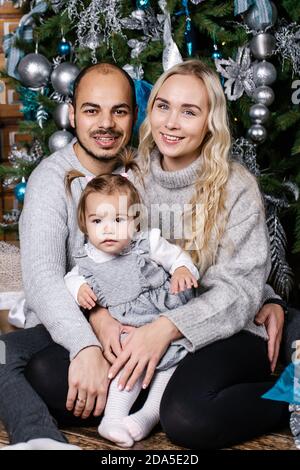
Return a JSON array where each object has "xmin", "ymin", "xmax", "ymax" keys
[
  {"xmin": 20, "ymin": 140, "xmax": 278, "ymax": 359},
  {"xmin": 129, "ymin": 149, "xmax": 277, "ymax": 351}
]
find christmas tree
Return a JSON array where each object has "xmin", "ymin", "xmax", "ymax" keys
[{"xmin": 1, "ymin": 0, "xmax": 300, "ymax": 302}]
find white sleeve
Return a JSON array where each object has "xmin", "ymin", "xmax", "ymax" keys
[
  {"xmin": 148, "ymin": 228, "xmax": 199, "ymax": 279},
  {"xmin": 64, "ymin": 265, "xmax": 87, "ymax": 305}
]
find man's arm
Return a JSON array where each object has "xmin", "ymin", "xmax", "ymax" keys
[{"xmin": 19, "ymin": 161, "xmax": 101, "ymax": 360}]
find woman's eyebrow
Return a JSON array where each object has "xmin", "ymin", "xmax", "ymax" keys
[{"xmin": 155, "ymin": 96, "xmax": 201, "ymax": 111}]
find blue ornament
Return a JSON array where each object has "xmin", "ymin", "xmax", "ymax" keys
[
  {"xmin": 14, "ymin": 180, "xmax": 27, "ymax": 203},
  {"xmin": 136, "ymin": 0, "xmax": 150, "ymax": 9},
  {"xmin": 185, "ymin": 17, "xmax": 194, "ymax": 57},
  {"xmin": 57, "ymin": 38, "xmax": 71, "ymax": 56},
  {"xmin": 211, "ymin": 44, "xmax": 222, "ymax": 60}
]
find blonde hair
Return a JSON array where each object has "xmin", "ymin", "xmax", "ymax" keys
[
  {"xmin": 65, "ymin": 149, "xmax": 142, "ymax": 235},
  {"xmin": 138, "ymin": 59, "xmax": 232, "ymax": 272}
]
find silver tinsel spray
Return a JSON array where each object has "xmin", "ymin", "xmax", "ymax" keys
[{"xmin": 66, "ymin": 0, "xmax": 126, "ymax": 63}]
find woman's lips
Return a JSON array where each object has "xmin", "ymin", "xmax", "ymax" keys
[{"xmin": 160, "ymin": 132, "xmax": 184, "ymax": 145}]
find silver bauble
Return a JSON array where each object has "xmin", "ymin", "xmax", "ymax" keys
[
  {"xmin": 250, "ymin": 33, "xmax": 275, "ymax": 60},
  {"xmin": 51, "ymin": 62, "xmax": 80, "ymax": 96},
  {"xmin": 17, "ymin": 53, "xmax": 51, "ymax": 89},
  {"xmin": 48, "ymin": 130, "xmax": 73, "ymax": 153},
  {"xmin": 244, "ymin": 2, "xmax": 277, "ymax": 32},
  {"xmin": 253, "ymin": 61, "xmax": 277, "ymax": 86},
  {"xmin": 53, "ymin": 103, "xmax": 71, "ymax": 130},
  {"xmin": 253, "ymin": 85, "xmax": 275, "ymax": 106},
  {"xmin": 249, "ymin": 103, "xmax": 270, "ymax": 124},
  {"xmin": 247, "ymin": 124, "xmax": 267, "ymax": 143}
]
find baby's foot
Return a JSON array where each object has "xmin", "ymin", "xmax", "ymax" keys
[
  {"xmin": 27, "ymin": 438, "xmax": 81, "ymax": 450},
  {"xmin": 123, "ymin": 411, "xmax": 158, "ymax": 442},
  {"xmin": 98, "ymin": 417, "xmax": 134, "ymax": 448},
  {"xmin": 1, "ymin": 442, "xmax": 31, "ymax": 450}
]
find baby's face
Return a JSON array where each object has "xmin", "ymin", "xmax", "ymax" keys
[{"xmin": 85, "ymin": 192, "xmax": 135, "ymax": 255}]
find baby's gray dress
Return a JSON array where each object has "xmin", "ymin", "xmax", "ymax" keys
[{"xmin": 74, "ymin": 232, "xmax": 195, "ymax": 370}]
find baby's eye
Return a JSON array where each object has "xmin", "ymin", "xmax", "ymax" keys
[
  {"xmin": 116, "ymin": 217, "xmax": 126, "ymax": 223},
  {"xmin": 93, "ymin": 219, "xmax": 102, "ymax": 224}
]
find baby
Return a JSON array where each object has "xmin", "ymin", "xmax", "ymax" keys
[{"xmin": 64, "ymin": 165, "xmax": 199, "ymax": 447}]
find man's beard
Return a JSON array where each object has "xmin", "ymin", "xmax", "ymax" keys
[{"xmin": 75, "ymin": 131, "xmax": 121, "ymax": 163}]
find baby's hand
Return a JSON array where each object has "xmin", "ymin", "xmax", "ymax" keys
[
  {"xmin": 77, "ymin": 283, "xmax": 97, "ymax": 310},
  {"xmin": 170, "ymin": 266, "xmax": 198, "ymax": 294}
]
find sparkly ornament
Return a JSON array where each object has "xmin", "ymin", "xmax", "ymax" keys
[
  {"xmin": 184, "ymin": 16, "xmax": 194, "ymax": 57},
  {"xmin": 48, "ymin": 130, "xmax": 73, "ymax": 153},
  {"xmin": 57, "ymin": 38, "xmax": 72, "ymax": 56},
  {"xmin": 14, "ymin": 178, "xmax": 27, "ymax": 203},
  {"xmin": 51, "ymin": 62, "xmax": 80, "ymax": 97},
  {"xmin": 247, "ymin": 124, "xmax": 267, "ymax": 143},
  {"xmin": 253, "ymin": 60, "xmax": 277, "ymax": 86},
  {"xmin": 36, "ymin": 104, "xmax": 48, "ymax": 129},
  {"xmin": 136, "ymin": 0, "xmax": 150, "ymax": 9},
  {"xmin": 211, "ymin": 43, "xmax": 222, "ymax": 60},
  {"xmin": 190, "ymin": 0, "xmax": 206, "ymax": 3},
  {"xmin": 250, "ymin": 33, "xmax": 275, "ymax": 60},
  {"xmin": 249, "ymin": 103, "xmax": 270, "ymax": 124},
  {"xmin": 17, "ymin": 52, "xmax": 51, "ymax": 89},
  {"xmin": 67, "ymin": 0, "xmax": 126, "ymax": 62},
  {"xmin": 50, "ymin": 0, "xmax": 64, "ymax": 13},
  {"xmin": 231, "ymin": 137, "xmax": 260, "ymax": 176},
  {"xmin": 53, "ymin": 102, "xmax": 71, "ymax": 130},
  {"xmin": 253, "ymin": 85, "xmax": 274, "ymax": 106},
  {"xmin": 215, "ymin": 47, "xmax": 256, "ymax": 101},
  {"xmin": 84, "ymin": 32, "xmax": 102, "ymax": 51},
  {"xmin": 264, "ymin": 194, "xmax": 294, "ymax": 300},
  {"xmin": 274, "ymin": 21, "xmax": 300, "ymax": 76},
  {"xmin": 243, "ymin": 1, "xmax": 277, "ymax": 32},
  {"xmin": 159, "ymin": 0, "xmax": 183, "ymax": 71}
]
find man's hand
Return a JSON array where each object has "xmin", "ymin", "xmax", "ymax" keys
[
  {"xmin": 170, "ymin": 266, "xmax": 198, "ymax": 294},
  {"xmin": 89, "ymin": 306, "xmax": 136, "ymax": 364},
  {"xmin": 254, "ymin": 303, "xmax": 285, "ymax": 373},
  {"xmin": 77, "ymin": 283, "xmax": 97, "ymax": 310},
  {"xmin": 66, "ymin": 346, "xmax": 110, "ymax": 419}
]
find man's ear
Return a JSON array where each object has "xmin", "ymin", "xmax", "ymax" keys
[{"xmin": 69, "ymin": 103, "xmax": 75, "ymax": 129}]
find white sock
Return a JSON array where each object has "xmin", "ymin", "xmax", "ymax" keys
[
  {"xmin": 98, "ymin": 370, "xmax": 144, "ymax": 448},
  {"xmin": 1, "ymin": 442, "xmax": 32, "ymax": 450},
  {"xmin": 123, "ymin": 366, "xmax": 176, "ymax": 442},
  {"xmin": 27, "ymin": 438, "xmax": 81, "ymax": 450}
]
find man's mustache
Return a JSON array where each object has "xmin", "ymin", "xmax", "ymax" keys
[{"xmin": 90, "ymin": 129, "xmax": 122, "ymax": 138}]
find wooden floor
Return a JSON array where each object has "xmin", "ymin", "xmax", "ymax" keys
[{"xmin": 0, "ymin": 421, "xmax": 297, "ymax": 450}]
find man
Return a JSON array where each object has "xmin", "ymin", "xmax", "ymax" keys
[{"xmin": 0, "ymin": 62, "xmax": 288, "ymax": 450}]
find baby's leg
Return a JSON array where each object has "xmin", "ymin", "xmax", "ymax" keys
[
  {"xmin": 123, "ymin": 366, "xmax": 176, "ymax": 442},
  {"xmin": 98, "ymin": 370, "xmax": 144, "ymax": 447}
]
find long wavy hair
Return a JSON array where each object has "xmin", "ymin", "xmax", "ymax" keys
[{"xmin": 138, "ymin": 59, "xmax": 232, "ymax": 272}]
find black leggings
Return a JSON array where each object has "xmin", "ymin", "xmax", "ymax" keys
[{"xmin": 25, "ymin": 331, "xmax": 288, "ymax": 449}]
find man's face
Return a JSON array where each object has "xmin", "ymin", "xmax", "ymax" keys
[{"xmin": 69, "ymin": 69, "xmax": 134, "ymax": 161}]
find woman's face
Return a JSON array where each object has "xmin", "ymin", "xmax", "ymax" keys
[{"xmin": 150, "ymin": 74, "xmax": 210, "ymax": 166}]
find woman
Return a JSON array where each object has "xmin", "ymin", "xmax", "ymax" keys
[{"xmin": 89, "ymin": 59, "xmax": 288, "ymax": 449}]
